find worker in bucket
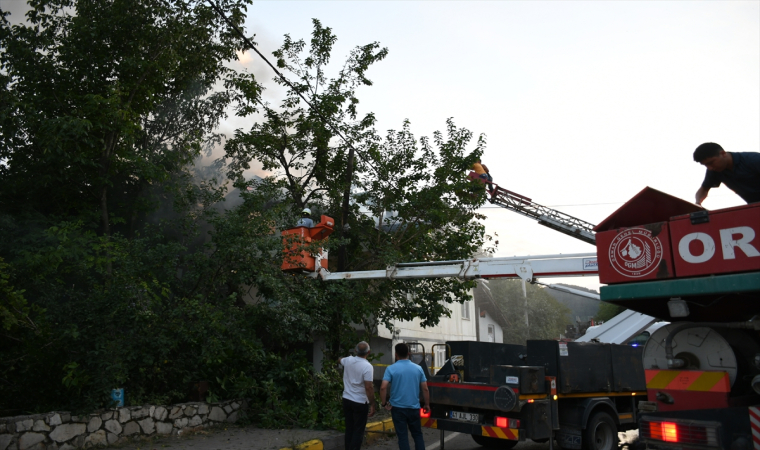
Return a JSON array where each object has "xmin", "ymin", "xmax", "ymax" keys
[
  {"xmin": 693, "ymin": 143, "xmax": 760, "ymax": 205},
  {"xmin": 296, "ymin": 207, "xmax": 314, "ymax": 227},
  {"xmin": 472, "ymin": 158, "xmax": 494, "ymax": 193}
]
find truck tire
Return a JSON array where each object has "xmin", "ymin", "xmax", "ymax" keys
[
  {"xmin": 471, "ymin": 434, "xmax": 518, "ymax": 449},
  {"xmin": 583, "ymin": 411, "xmax": 618, "ymax": 450}
]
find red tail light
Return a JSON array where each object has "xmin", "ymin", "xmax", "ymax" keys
[
  {"xmin": 420, "ymin": 408, "xmax": 430, "ymax": 418},
  {"xmin": 650, "ymin": 422, "xmax": 678, "ymax": 442},
  {"xmin": 494, "ymin": 417, "xmax": 520, "ymax": 428},
  {"xmin": 641, "ymin": 419, "xmax": 718, "ymax": 447}
]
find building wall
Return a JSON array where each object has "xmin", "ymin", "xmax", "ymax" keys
[
  {"xmin": 477, "ymin": 309, "xmax": 504, "ymax": 343},
  {"xmin": 373, "ymin": 297, "xmax": 478, "ymax": 379},
  {"xmin": 311, "ymin": 295, "xmax": 480, "ymax": 379},
  {"xmin": 311, "ymin": 290, "xmax": 513, "ymax": 379}
]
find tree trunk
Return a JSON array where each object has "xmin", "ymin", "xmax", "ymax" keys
[
  {"xmin": 337, "ymin": 148, "xmax": 354, "ymax": 272},
  {"xmin": 100, "ymin": 135, "xmax": 115, "ymax": 275},
  {"xmin": 332, "ymin": 147, "xmax": 355, "ymax": 357}
]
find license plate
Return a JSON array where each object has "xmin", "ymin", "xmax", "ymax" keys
[{"xmin": 450, "ymin": 410, "xmax": 479, "ymax": 423}]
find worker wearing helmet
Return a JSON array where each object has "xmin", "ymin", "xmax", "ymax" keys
[{"xmin": 296, "ymin": 208, "xmax": 314, "ymax": 228}]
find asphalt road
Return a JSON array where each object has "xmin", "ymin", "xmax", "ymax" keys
[
  {"xmin": 369, "ymin": 429, "xmax": 554, "ymax": 450},
  {"xmin": 109, "ymin": 420, "xmax": 638, "ymax": 450},
  {"xmin": 367, "ymin": 429, "xmax": 640, "ymax": 450}
]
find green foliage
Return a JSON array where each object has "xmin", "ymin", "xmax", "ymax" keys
[
  {"xmin": 0, "ymin": 1, "xmax": 490, "ymax": 427},
  {"xmin": 0, "ymin": 257, "xmax": 37, "ymax": 333},
  {"xmin": 236, "ymin": 356, "xmax": 344, "ymax": 430},
  {"xmin": 489, "ymin": 280, "xmax": 572, "ymax": 344},
  {"xmin": 0, "ymin": 0, "xmax": 248, "ymax": 237},
  {"xmin": 544, "ymin": 284, "xmax": 600, "ymax": 324},
  {"xmin": 226, "ymin": 21, "xmax": 491, "ymax": 357},
  {"xmin": 595, "ymin": 302, "xmax": 624, "ymax": 323}
]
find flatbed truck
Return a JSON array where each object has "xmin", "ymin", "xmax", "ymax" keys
[{"xmin": 422, "ymin": 340, "xmax": 645, "ymax": 450}]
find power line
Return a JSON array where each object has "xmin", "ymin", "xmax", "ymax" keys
[{"xmin": 206, "ymin": 0, "xmax": 381, "ymax": 177}]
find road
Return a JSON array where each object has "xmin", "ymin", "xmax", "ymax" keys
[
  {"xmin": 367, "ymin": 428, "xmax": 640, "ymax": 450},
  {"xmin": 110, "ymin": 421, "xmax": 639, "ymax": 450}
]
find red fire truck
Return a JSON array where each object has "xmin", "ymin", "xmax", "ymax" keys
[{"xmin": 594, "ymin": 187, "xmax": 760, "ymax": 450}]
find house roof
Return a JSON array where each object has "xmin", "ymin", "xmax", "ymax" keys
[{"xmin": 472, "ymin": 280, "xmax": 510, "ymax": 328}]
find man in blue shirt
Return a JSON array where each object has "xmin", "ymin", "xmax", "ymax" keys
[
  {"xmin": 380, "ymin": 343, "xmax": 430, "ymax": 450},
  {"xmin": 693, "ymin": 143, "xmax": 760, "ymax": 205}
]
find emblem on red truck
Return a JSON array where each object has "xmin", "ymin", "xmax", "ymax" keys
[{"xmin": 608, "ymin": 228, "xmax": 663, "ymax": 278}]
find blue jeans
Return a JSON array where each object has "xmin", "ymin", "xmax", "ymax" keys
[
  {"xmin": 391, "ymin": 407, "xmax": 425, "ymax": 450},
  {"xmin": 479, "ymin": 173, "xmax": 494, "ymax": 191}
]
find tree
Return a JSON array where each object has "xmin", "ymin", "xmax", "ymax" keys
[
  {"xmin": 225, "ymin": 20, "xmax": 492, "ymax": 357},
  {"xmin": 0, "ymin": 2, "xmax": 490, "ymax": 422},
  {"xmin": 595, "ymin": 302, "xmax": 624, "ymax": 322},
  {"xmin": 0, "ymin": 0, "xmax": 272, "ymax": 413},
  {"xmin": 0, "ymin": 0, "xmax": 249, "ymax": 240},
  {"xmin": 489, "ymin": 280, "xmax": 571, "ymax": 344}
]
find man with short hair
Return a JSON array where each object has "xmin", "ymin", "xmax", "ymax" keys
[
  {"xmin": 472, "ymin": 158, "xmax": 494, "ymax": 192},
  {"xmin": 339, "ymin": 341, "xmax": 376, "ymax": 450},
  {"xmin": 693, "ymin": 143, "xmax": 760, "ymax": 205},
  {"xmin": 380, "ymin": 343, "xmax": 430, "ymax": 450}
]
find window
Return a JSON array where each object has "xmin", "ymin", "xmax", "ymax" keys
[
  {"xmin": 462, "ymin": 301, "xmax": 470, "ymax": 320},
  {"xmin": 434, "ymin": 347, "xmax": 447, "ymax": 375},
  {"xmin": 628, "ymin": 331, "xmax": 650, "ymax": 348},
  {"xmin": 487, "ymin": 324, "xmax": 495, "ymax": 342}
]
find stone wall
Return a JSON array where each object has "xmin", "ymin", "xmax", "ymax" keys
[{"xmin": 0, "ymin": 399, "xmax": 246, "ymax": 450}]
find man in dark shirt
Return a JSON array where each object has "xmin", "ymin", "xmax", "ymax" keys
[{"xmin": 693, "ymin": 143, "xmax": 760, "ymax": 205}]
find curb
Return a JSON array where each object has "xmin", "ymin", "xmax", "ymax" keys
[
  {"xmin": 365, "ymin": 417, "xmax": 395, "ymax": 446},
  {"xmin": 280, "ymin": 417, "xmax": 395, "ymax": 450}
]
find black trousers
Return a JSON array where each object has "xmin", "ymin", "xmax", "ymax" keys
[{"xmin": 343, "ymin": 398, "xmax": 370, "ymax": 450}]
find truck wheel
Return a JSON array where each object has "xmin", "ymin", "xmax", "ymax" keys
[
  {"xmin": 471, "ymin": 434, "xmax": 518, "ymax": 449},
  {"xmin": 583, "ymin": 412, "xmax": 618, "ymax": 450}
]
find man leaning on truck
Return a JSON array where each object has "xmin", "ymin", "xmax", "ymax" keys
[
  {"xmin": 380, "ymin": 343, "xmax": 430, "ymax": 450},
  {"xmin": 693, "ymin": 142, "xmax": 760, "ymax": 205}
]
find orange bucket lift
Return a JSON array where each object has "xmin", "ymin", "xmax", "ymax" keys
[{"xmin": 281, "ymin": 215, "xmax": 335, "ymax": 272}]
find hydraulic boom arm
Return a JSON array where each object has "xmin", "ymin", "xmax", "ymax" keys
[{"xmin": 311, "ymin": 253, "xmax": 598, "ymax": 281}]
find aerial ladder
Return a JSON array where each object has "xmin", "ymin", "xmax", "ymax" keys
[
  {"xmin": 468, "ymin": 171, "xmax": 597, "ymax": 245},
  {"xmin": 488, "ymin": 188, "xmax": 596, "ymax": 245}
]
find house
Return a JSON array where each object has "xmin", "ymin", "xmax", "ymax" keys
[{"xmin": 308, "ymin": 279, "xmax": 509, "ymax": 381}]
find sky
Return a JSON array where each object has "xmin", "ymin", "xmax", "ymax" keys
[
  {"xmin": 3, "ymin": 1, "xmax": 758, "ymax": 291},
  {"xmin": 225, "ymin": 1, "xmax": 760, "ymax": 291}
]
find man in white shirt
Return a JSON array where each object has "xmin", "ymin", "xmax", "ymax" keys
[{"xmin": 339, "ymin": 341, "xmax": 376, "ymax": 450}]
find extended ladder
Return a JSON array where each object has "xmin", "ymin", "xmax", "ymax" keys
[{"xmin": 488, "ymin": 186, "xmax": 597, "ymax": 245}]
